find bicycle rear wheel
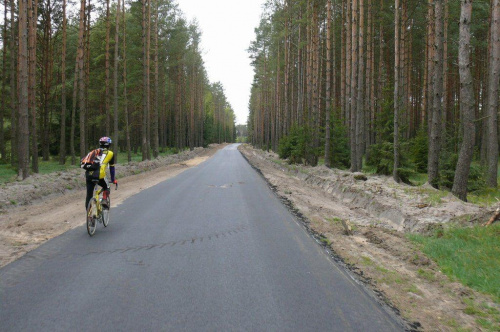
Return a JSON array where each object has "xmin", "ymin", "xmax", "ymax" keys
[
  {"xmin": 86, "ymin": 198, "xmax": 97, "ymax": 236},
  {"xmin": 102, "ymin": 197, "xmax": 110, "ymax": 227}
]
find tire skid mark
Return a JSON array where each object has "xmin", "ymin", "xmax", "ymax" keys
[
  {"xmin": 80, "ymin": 224, "xmax": 248, "ymax": 257},
  {"xmin": 1, "ymin": 224, "xmax": 249, "ymax": 286}
]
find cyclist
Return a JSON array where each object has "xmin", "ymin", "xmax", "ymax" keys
[{"xmin": 81, "ymin": 136, "xmax": 118, "ymax": 210}]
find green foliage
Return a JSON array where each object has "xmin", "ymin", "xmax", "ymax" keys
[
  {"xmin": 438, "ymin": 151, "xmax": 457, "ymax": 189},
  {"xmin": 366, "ymin": 142, "xmax": 394, "ymax": 175},
  {"xmin": 374, "ymin": 86, "xmax": 395, "ymax": 142},
  {"xmin": 365, "ymin": 141, "xmax": 415, "ymax": 184},
  {"xmin": 408, "ymin": 224, "xmax": 500, "ymax": 302},
  {"xmin": 408, "ymin": 126, "xmax": 429, "ymax": 173},
  {"xmin": 326, "ymin": 116, "xmax": 350, "ymax": 169},
  {"xmin": 438, "ymin": 152, "xmax": 486, "ymax": 191},
  {"xmin": 278, "ymin": 125, "xmax": 313, "ymax": 165}
]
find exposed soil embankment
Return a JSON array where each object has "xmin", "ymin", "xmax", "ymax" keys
[
  {"xmin": 238, "ymin": 144, "xmax": 498, "ymax": 332},
  {"xmin": 243, "ymin": 145, "xmax": 487, "ymax": 232}
]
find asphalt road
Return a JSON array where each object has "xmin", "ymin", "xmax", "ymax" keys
[{"xmin": 0, "ymin": 144, "xmax": 403, "ymax": 331}]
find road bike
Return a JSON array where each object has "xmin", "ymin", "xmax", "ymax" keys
[{"xmin": 86, "ymin": 181, "xmax": 117, "ymax": 236}]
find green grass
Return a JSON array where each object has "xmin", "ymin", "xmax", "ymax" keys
[
  {"xmin": 468, "ymin": 188, "xmax": 500, "ymax": 206},
  {"xmin": 406, "ymin": 284, "xmax": 423, "ymax": 296},
  {"xmin": 409, "ymin": 172, "xmax": 428, "ymax": 186},
  {"xmin": 417, "ymin": 268, "xmax": 437, "ymax": 282},
  {"xmin": 360, "ymin": 255, "xmax": 375, "ymax": 266},
  {"xmin": 38, "ymin": 159, "xmax": 78, "ymax": 174},
  {"xmin": 408, "ymin": 224, "xmax": 500, "ymax": 302},
  {"xmin": 0, "ymin": 159, "xmax": 76, "ymax": 184},
  {"xmin": 0, "ymin": 164, "xmax": 18, "ymax": 184}
]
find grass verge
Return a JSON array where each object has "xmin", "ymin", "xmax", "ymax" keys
[{"xmin": 408, "ymin": 224, "xmax": 500, "ymax": 303}]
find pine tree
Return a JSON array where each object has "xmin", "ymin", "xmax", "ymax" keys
[
  {"xmin": 452, "ymin": 0, "xmax": 475, "ymax": 201},
  {"xmin": 18, "ymin": 0, "xmax": 30, "ymax": 179},
  {"xmin": 486, "ymin": 0, "xmax": 500, "ymax": 188},
  {"xmin": 428, "ymin": 0, "xmax": 444, "ymax": 188},
  {"xmin": 394, "ymin": 0, "xmax": 401, "ymax": 182},
  {"xmin": 59, "ymin": 0, "xmax": 67, "ymax": 164},
  {"xmin": 113, "ymin": 0, "xmax": 120, "ymax": 161}
]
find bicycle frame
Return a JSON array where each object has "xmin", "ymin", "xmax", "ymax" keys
[{"xmin": 91, "ymin": 182, "xmax": 104, "ymax": 217}]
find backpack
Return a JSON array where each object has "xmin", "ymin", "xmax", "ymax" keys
[{"xmin": 80, "ymin": 148, "xmax": 102, "ymax": 171}]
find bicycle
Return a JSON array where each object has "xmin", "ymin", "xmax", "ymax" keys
[{"xmin": 86, "ymin": 180, "xmax": 118, "ymax": 236}]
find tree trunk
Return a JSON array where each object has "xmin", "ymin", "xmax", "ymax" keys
[
  {"xmin": 105, "ymin": 0, "xmax": 111, "ymax": 135},
  {"xmin": 84, "ymin": 0, "xmax": 90, "ymax": 152},
  {"xmin": 345, "ymin": 1, "xmax": 352, "ymax": 128},
  {"xmin": 77, "ymin": 0, "xmax": 86, "ymax": 158},
  {"xmin": 341, "ymin": 0, "xmax": 346, "ymax": 123},
  {"xmin": 394, "ymin": 0, "xmax": 401, "ymax": 182},
  {"xmin": 377, "ymin": 0, "xmax": 386, "ymax": 144},
  {"xmin": 113, "ymin": 0, "xmax": 120, "ymax": 161},
  {"xmin": 311, "ymin": 2, "xmax": 319, "ymax": 166},
  {"xmin": 350, "ymin": 0, "xmax": 358, "ymax": 172},
  {"xmin": 18, "ymin": 0, "xmax": 30, "ymax": 179},
  {"xmin": 153, "ymin": 0, "xmax": 159, "ymax": 157},
  {"xmin": 28, "ymin": 0, "xmax": 38, "ymax": 173},
  {"xmin": 428, "ymin": 0, "xmax": 444, "ymax": 188},
  {"xmin": 284, "ymin": 0, "xmax": 291, "ymax": 136},
  {"xmin": 426, "ymin": 0, "xmax": 435, "ymax": 134},
  {"xmin": 452, "ymin": 0, "xmax": 475, "ymax": 201},
  {"xmin": 365, "ymin": 0, "xmax": 373, "ymax": 152},
  {"xmin": 146, "ymin": 0, "xmax": 151, "ymax": 159},
  {"xmin": 441, "ymin": 0, "xmax": 449, "ymax": 146},
  {"xmin": 40, "ymin": 0, "xmax": 52, "ymax": 162},
  {"xmin": 324, "ymin": 0, "xmax": 332, "ymax": 167},
  {"xmin": 59, "ymin": 0, "xmax": 67, "ymax": 164},
  {"xmin": 0, "ymin": 0, "xmax": 7, "ymax": 162},
  {"xmin": 486, "ymin": 0, "xmax": 500, "ymax": 188},
  {"xmin": 70, "ymin": 53, "xmax": 78, "ymax": 165},
  {"xmin": 142, "ymin": 0, "xmax": 148, "ymax": 160},
  {"xmin": 123, "ymin": 0, "xmax": 131, "ymax": 162},
  {"xmin": 356, "ymin": 0, "xmax": 365, "ymax": 171},
  {"xmin": 9, "ymin": 0, "xmax": 17, "ymax": 167}
]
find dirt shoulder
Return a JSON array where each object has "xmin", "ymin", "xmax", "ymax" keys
[
  {"xmin": 238, "ymin": 144, "xmax": 498, "ymax": 332},
  {"xmin": 0, "ymin": 144, "xmax": 227, "ymax": 268}
]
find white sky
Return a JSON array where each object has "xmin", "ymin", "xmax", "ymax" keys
[{"xmin": 176, "ymin": 0, "xmax": 265, "ymax": 125}]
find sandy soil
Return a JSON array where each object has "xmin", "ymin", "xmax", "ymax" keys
[
  {"xmin": 0, "ymin": 144, "xmax": 226, "ymax": 268},
  {"xmin": 238, "ymin": 144, "xmax": 499, "ymax": 332}
]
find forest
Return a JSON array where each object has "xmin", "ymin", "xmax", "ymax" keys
[
  {"xmin": 0, "ymin": 0, "xmax": 236, "ymax": 180},
  {"xmin": 248, "ymin": 0, "xmax": 500, "ymax": 202}
]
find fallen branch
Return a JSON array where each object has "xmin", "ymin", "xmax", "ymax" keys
[{"xmin": 484, "ymin": 208, "xmax": 500, "ymax": 227}]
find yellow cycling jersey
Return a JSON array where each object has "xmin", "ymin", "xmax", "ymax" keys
[{"xmin": 97, "ymin": 149, "xmax": 115, "ymax": 179}]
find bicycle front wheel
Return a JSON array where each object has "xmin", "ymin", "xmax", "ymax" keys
[
  {"xmin": 86, "ymin": 198, "xmax": 97, "ymax": 236},
  {"xmin": 102, "ymin": 197, "xmax": 110, "ymax": 227}
]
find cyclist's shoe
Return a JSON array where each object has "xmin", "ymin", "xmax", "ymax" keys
[{"xmin": 101, "ymin": 199, "xmax": 110, "ymax": 209}]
